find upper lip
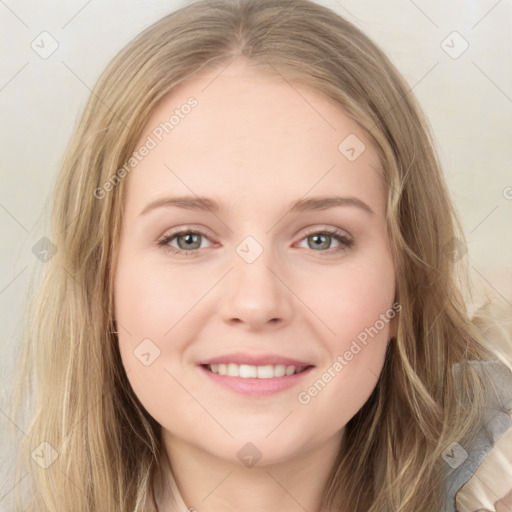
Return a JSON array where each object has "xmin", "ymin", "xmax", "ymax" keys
[{"xmin": 197, "ymin": 352, "xmax": 314, "ymax": 367}]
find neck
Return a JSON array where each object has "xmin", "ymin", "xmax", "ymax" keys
[{"xmin": 155, "ymin": 430, "xmax": 345, "ymax": 512}]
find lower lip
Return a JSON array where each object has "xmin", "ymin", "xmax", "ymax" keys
[{"xmin": 198, "ymin": 365, "xmax": 314, "ymax": 396}]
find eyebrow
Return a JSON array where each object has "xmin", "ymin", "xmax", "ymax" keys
[{"xmin": 139, "ymin": 195, "xmax": 375, "ymax": 216}]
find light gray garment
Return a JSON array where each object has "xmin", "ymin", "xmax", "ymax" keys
[{"xmin": 442, "ymin": 361, "xmax": 512, "ymax": 512}]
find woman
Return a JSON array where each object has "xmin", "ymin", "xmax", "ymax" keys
[{"xmin": 8, "ymin": 0, "xmax": 512, "ymax": 510}]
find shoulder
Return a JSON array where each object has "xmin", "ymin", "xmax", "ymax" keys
[{"xmin": 443, "ymin": 361, "xmax": 512, "ymax": 512}]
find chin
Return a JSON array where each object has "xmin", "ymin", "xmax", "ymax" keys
[{"xmin": 203, "ymin": 431, "xmax": 312, "ymax": 468}]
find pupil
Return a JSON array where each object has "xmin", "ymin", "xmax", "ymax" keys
[
  {"xmin": 310, "ymin": 234, "xmax": 329, "ymax": 250},
  {"xmin": 179, "ymin": 233, "xmax": 200, "ymax": 249}
]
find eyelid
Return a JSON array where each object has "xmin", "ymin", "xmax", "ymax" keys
[
  {"xmin": 300, "ymin": 225, "xmax": 352, "ymax": 242},
  {"xmin": 157, "ymin": 225, "xmax": 216, "ymax": 243}
]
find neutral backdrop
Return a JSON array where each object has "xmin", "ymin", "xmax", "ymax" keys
[{"xmin": 1, "ymin": 0, "xmax": 511, "ymax": 505}]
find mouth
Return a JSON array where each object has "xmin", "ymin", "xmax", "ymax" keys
[
  {"xmin": 201, "ymin": 363, "xmax": 311, "ymax": 378},
  {"xmin": 197, "ymin": 360, "xmax": 315, "ymax": 396}
]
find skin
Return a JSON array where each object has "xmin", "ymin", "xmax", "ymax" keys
[
  {"xmin": 113, "ymin": 59, "xmax": 398, "ymax": 512},
  {"xmin": 495, "ymin": 489, "xmax": 512, "ymax": 512}
]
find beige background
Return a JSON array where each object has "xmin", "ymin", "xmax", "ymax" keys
[{"xmin": 1, "ymin": 0, "xmax": 511, "ymax": 507}]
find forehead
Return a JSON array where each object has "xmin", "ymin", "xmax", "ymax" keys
[{"xmin": 123, "ymin": 61, "xmax": 384, "ymax": 217}]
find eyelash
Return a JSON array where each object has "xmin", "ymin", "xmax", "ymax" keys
[{"xmin": 156, "ymin": 227, "xmax": 354, "ymax": 257}]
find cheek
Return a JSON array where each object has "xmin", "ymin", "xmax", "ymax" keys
[
  {"xmin": 114, "ymin": 254, "xmax": 183, "ymax": 383},
  {"xmin": 317, "ymin": 254, "xmax": 396, "ymax": 343},
  {"xmin": 295, "ymin": 256, "xmax": 395, "ymax": 426},
  {"xmin": 113, "ymin": 257, "xmax": 203, "ymax": 426},
  {"xmin": 114, "ymin": 256, "xmax": 206, "ymax": 343}
]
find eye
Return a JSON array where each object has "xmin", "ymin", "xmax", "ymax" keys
[
  {"xmin": 157, "ymin": 227, "xmax": 354, "ymax": 257},
  {"xmin": 296, "ymin": 228, "xmax": 354, "ymax": 255},
  {"xmin": 157, "ymin": 229, "xmax": 215, "ymax": 257}
]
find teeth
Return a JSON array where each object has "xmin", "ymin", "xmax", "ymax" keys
[
  {"xmin": 239, "ymin": 364, "xmax": 257, "ymax": 378},
  {"xmin": 207, "ymin": 363, "xmax": 306, "ymax": 378},
  {"xmin": 274, "ymin": 365, "xmax": 286, "ymax": 377},
  {"xmin": 257, "ymin": 365, "xmax": 274, "ymax": 378}
]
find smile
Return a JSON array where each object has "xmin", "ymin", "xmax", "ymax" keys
[
  {"xmin": 198, "ymin": 363, "xmax": 314, "ymax": 396},
  {"xmin": 204, "ymin": 363, "xmax": 309, "ymax": 378}
]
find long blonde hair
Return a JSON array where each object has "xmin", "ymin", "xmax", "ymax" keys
[{"xmin": 7, "ymin": 0, "xmax": 512, "ymax": 510}]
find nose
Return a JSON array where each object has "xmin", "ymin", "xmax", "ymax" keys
[{"xmin": 218, "ymin": 247, "xmax": 295, "ymax": 331}]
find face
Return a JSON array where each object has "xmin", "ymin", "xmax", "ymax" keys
[{"xmin": 113, "ymin": 60, "xmax": 397, "ymax": 466}]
